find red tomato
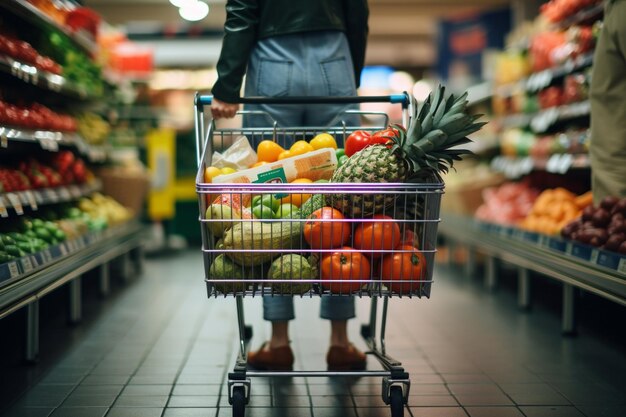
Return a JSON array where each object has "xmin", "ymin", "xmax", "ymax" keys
[
  {"xmin": 320, "ymin": 247, "xmax": 371, "ymax": 294},
  {"xmin": 353, "ymin": 215, "xmax": 401, "ymax": 259},
  {"xmin": 345, "ymin": 130, "xmax": 371, "ymax": 157},
  {"xmin": 303, "ymin": 207, "xmax": 351, "ymax": 249},
  {"xmin": 371, "ymin": 127, "xmax": 401, "ymax": 145},
  {"xmin": 399, "ymin": 229, "xmax": 419, "ymax": 248},
  {"xmin": 381, "ymin": 245, "xmax": 427, "ymax": 295}
]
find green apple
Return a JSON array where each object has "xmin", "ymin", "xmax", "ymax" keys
[
  {"xmin": 252, "ymin": 204, "xmax": 274, "ymax": 220},
  {"xmin": 276, "ymin": 203, "xmax": 300, "ymax": 219},
  {"xmin": 252, "ymin": 194, "xmax": 280, "ymax": 212}
]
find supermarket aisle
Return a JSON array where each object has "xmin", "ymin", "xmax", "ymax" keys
[{"xmin": 1, "ymin": 250, "xmax": 626, "ymax": 417}]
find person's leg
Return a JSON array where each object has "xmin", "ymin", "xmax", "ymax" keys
[
  {"xmin": 247, "ymin": 297, "xmax": 295, "ymax": 370},
  {"xmin": 320, "ymin": 296, "xmax": 366, "ymax": 370}
]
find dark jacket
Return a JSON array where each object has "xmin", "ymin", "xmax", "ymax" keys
[{"xmin": 212, "ymin": 0, "xmax": 369, "ymax": 102}]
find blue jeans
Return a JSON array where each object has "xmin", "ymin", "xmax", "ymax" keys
[{"xmin": 244, "ymin": 30, "xmax": 359, "ymax": 322}]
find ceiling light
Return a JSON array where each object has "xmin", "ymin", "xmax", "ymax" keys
[
  {"xmin": 179, "ymin": 1, "xmax": 210, "ymax": 21},
  {"xmin": 170, "ymin": 0, "xmax": 196, "ymax": 7}
]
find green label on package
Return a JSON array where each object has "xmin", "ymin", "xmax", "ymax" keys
[{"xmin": 253, "ymin": 168, "xmax": 288, "ymax": 198}]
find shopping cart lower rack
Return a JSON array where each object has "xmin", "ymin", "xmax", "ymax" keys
[{"xmin": 194, "ymin": 94, "xmax": 444, "ymax": 417}]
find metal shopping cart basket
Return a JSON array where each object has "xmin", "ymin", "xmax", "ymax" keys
[{"xmin": 194, "ymin": 94, "xmax": 444, "ymax": 417}]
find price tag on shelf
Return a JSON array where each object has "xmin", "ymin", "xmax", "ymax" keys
[
  {"xmin": 8, "ymin": 262, "xmax": 20, "ymax": 279},
  {"xmin": 59, "ymin": 243, "xmax": 68, "ymax": 257},
  {"xmin": 6, "ymin": 193, "xmax": 24, "ymax": 215},
  {"xmin": 0, "ymin": 196, "xmax": 8, "ymax": 218},
  {"xmin": 1, "ymin": 133, "xmax": 8, "ymax": 148},
  {"xmin": 20, "ymin": 256, "xmax": 33, "ymax": 273},
  {"xmin": 40, "ymin": 249, "xmax": 52, "ymax": 264},
  {"xmin": 45, "ymin": 189, "xmax": 59, "ymax": 203},
  {"xmin": 23, "ymin": 191, "xmax": 38, "ymax": 211},
  {"xmin": 68, "ymin": 185, "xmax": 81, "ymax": 199},
  {"xmin": 618, "ymin": 258, "xmax": 626, "ymax": 274},
  {"xmin": 590, "ymin": 249, "xmax": 600, "ymax": 264},
  {"xmin": 38, "ymin": 137, "xmax": 59, "ymax": 152},
  {"xmin": 58, "ymin": 187, "xmax": 71, "ymax": 201}
]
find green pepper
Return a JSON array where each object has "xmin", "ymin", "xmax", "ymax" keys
[
  {"xmin": 338, "ymin": 155, "xmax": 349, "ymax": 168},
  {"xmin": 335, "ymin": 148, "xmax": 345, "ymax": 160},
  {"xmin": 0, "ymin": 251, "xmax": 14, "ymax": 263}
]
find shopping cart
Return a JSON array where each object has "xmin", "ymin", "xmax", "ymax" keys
[{"xmin": 194, "ymin": 94, "xmax": 444, "ymax": 417}]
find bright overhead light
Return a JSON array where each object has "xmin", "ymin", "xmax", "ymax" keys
[
  {"xmin": 170, "ymin": 0, "xmax": 196, "ymax": 7},
  {"xmin": 170, "ymin": 0, "xmax": 193, "ymax": 6},
  {"xmin": 179, "ymin": 1, "xmax": 210, "ymax": 21}
]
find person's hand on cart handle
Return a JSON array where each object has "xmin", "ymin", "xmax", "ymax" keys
[{"xmin": 211, "ymin": 97, "xmax": 239, "ymax": 119}]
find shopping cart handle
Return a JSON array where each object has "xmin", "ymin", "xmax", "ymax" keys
[{"xmin": 196, "ymin": 93, "xmax": 410, "ymax": 107}]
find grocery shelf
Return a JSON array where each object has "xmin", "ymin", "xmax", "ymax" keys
[
  {"xmin": 439, "ymin": 213, "xmax": 626, "ymax": 333},
  {"xmin": 0, "ymin": 221, "xmax": 146, "ymax": 361},
  {"xmin": 0, "ymin": 0, "xmax": 98, "ymax": 56},
  {"xmin": 0, "ymin": 54, "xmax": 91, "ymax": 100},
  {"xmin": 0, "ymin": 125, "xmax": 108, "ymax": 162},
  {"xmin": 556, "ymin": 3, "xmax": 604, "ymax": 30},
  {"xmin": 497, "ymin": 100, "xmax": 590, "ymax": 132},
  {"xmin": 490, "ymin": 154, "xmax": 590, "ymax": 178},
  {"xmin": 494, "ymin": 53, "xmax": 594, "ymax": 98},
  {"xmin": 0, "ymin": 179, "xmax": 101, "ymax": 218}
]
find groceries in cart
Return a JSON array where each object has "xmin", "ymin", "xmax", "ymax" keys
[{"xmin": 197, "ymin": 86, "xmax": 485, "ymax": 298}]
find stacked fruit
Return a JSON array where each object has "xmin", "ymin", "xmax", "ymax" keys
[
  {"xmin": 561, "ymin": 196, "xmax": 626, "ymax": 254},
  {"xmin": 205, "ymin": 86, "xmax": 482, "ymax": 296},
  {"xmin": 0, "ymin": 101, "xmax": 77, "ymax": 131},
  {"xmin": 0, "ymin": 33, "xmax": 62, "ymax": 74},
  {"xmin": 519, "ymin": 189, "xmax": 591, "ymax": 235},
  {"xmin": 0, "ymin": 217, "xmax": 67, "ymax": 263}
]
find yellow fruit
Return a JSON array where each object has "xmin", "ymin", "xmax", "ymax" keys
[
  {"xmin": 277, "ymin": 150, "xmax": 293, "ymax": 160},
  {"xmin": 251, "ymin": 161, "xmax": 268, "ymax": 168},
  {"xmin": 290, "ymin": 140, "xmax": 315, "ymax": 156},
  {"xmin": 310, "ymin": 133, "xmax": 337, "ymax": 150},
  {"xmin": 257, "ymin": 140, "xmax": 285, "ymax": 163},
  {"xmin": 204, "ymin": 166, "xmax": 222, "ymax": 183},
  {"xmin": 220, "ymin": 167, "xmax": 237, "ymax": 175},
  {"xmin": 279, "ymin": 178, "xmax": 313, "ymax": 207}
]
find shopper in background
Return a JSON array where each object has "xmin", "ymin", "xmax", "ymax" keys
[
  {"xmin": 590, "ymin": 0, "xmax": 626, "ymax": 204},
  {"xmin": 210, "ymin": 0, "xmax": 369, "ymax": 371}
]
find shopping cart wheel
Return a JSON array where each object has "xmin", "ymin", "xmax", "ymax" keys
[
  {"xmin": 389, "ymin": 386, "xmax": 404, "ymax": 417},
  {"xmin": 232, "ymin": 386, "xmax": 246, "ymax": 417},
  {"xmin": 244, "ymin": 325, "xmax": 253, "ymax": 340}
]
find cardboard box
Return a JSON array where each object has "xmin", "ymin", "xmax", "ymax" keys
[{"xmin": 97, "ymin": 167, "xmax": 150, "ymax": 216}]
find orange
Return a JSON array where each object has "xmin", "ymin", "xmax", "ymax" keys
[
  {"xmin": 279, "ymin": 178, "xmax": 313, "ymax": 207},
  {"xmin": 257, "ymin": 140, "xmax": 285, "ymax": 163},
  {"xmin": 204, "ymin": 166, "xmax": 222, "ymax": 183},
  {"xmin": 290, "ymin": 140, "xmax": 315, "ymax": 156},
  {"xmin": 251, "ymin": 161, "xmax": 268, "ymax": 168},
  {"xmin": 277, "ymin": 150, "xmax": 293, "ymax": 160}
]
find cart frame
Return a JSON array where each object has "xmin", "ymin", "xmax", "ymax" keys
[{"xmin": 194, "ymin": 94, "xmax": 444, "ymax": 417}]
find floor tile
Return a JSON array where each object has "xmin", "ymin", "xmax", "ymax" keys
[
  {"xmin": 62, "ymin": 394, "xmax": 117, "ymax": 407},
  {"xmin": 311, "ymin": 395, "xmax": 355, "ymax": 408},
  {"xmin": 1, "ymin": 407, "xmax": 54, "ymax": 417},
  {"xmin": 105, "ymin": 408, "xmax": 164, "ymax": 417},
  {"xmin": 453, "ymin": 393, "xmax": 514, "ymax": 406},
  {"xmin": 407, "ymin": 407, "xmax": 469, "ymax": 417},
  {"xmin": 243, "ymin": 408, "xmax": 311, "ymax": 417},
  {"xmin": 81, "ymin": 376, "xmax": 130, "ymax": 386},
  {"xmin": 72, "ymin": 385, "xmax": 124, "ymax": 397},
  {"xmin": 408, "ymin": 395, "xmax": 458, "ymax": 406},
  {"xmin": 312, "ymin": 408, "xmax": 356, "ymax": 417},
  {"xmin": 273, "ymin": 395, "xmax": 311, "ymax": 407},
  {"xmin": 120, "ymin": 385, "xmax": 172, "ymax": 396},
  {"xmin": 519, "ymin": 406, "xmax": 586, "ymax": 417},
  {"xmin": 49, "ymin": 407, "xmax": 108, "ymax": 417},
  {"xmin": 113, "ymin": 395, "xmax": 169, "ymax": 407},
  {"xmin": 172, "ymin": 385, "xmax": 221, "ymax": 396},
  {"xmin": 162, "ymin": 408, "xmax": 218, "ymax": 417},
  {"xmin": 465, "ymin": 407, "xmax": 525, "ymax": 417},
  {"xmin": 166, "ymin": 396, "xmax": 219, "ymax": 408},
  {"xmin": 577, "ymin": 405, "xmax": 626, "ymax": 417},
  {"xmin": 408, "ymin": 384, "xmax": 450, "ymax": 396}
]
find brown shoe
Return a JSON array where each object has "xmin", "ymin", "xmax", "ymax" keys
[
  {"xmin": 326, "ymin": 344, "xmax": 366, "ymax": 371},
  {"xmin": 247, "ymin": 342, "xmax": 294, "ymax": 371}
]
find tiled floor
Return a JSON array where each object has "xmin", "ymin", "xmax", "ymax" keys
[{"xmin": 1, "ymin": 249, "xmax": 625, "ymax": 417}]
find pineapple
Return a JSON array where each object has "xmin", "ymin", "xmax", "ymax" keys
[{"xmin": 330, "ymin": 85, "xmax": 485, "ymax": 217}]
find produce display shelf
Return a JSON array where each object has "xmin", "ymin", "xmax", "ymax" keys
[
  {"xmin": 494, "ymin": 53, "xmax": 594, "ymax": 98},
  {"xmin": 490, "ymin": 154, "xmax": 590, "ymax": 179},
  {"xmin": 0, "ymin": 220, "xmax": 145, "ymax": 315},
  {"xmin": 497, "ymin": 100, "xmax": 590, "ymax": 132},
  {"xmin": 0, "ymin": 54, "xmax": 91, "ymax": 100},
  {"xmin": 0, "ymin": 125, "xmax": 108, "ymax": 162},
  {"xmin": 0, "ymin": 179, "xmax": 101, "ymax": 218},
  {"xmin": 0, "ymin": 0, "xmax": 98, "ymax": 56},
  {"xmin": 439, "ymin": 213, "xmax": 626, "ymax": 307},
  {"xmin": 556, "ymin": 3, "xmax": 604, "ymax": 30}
]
